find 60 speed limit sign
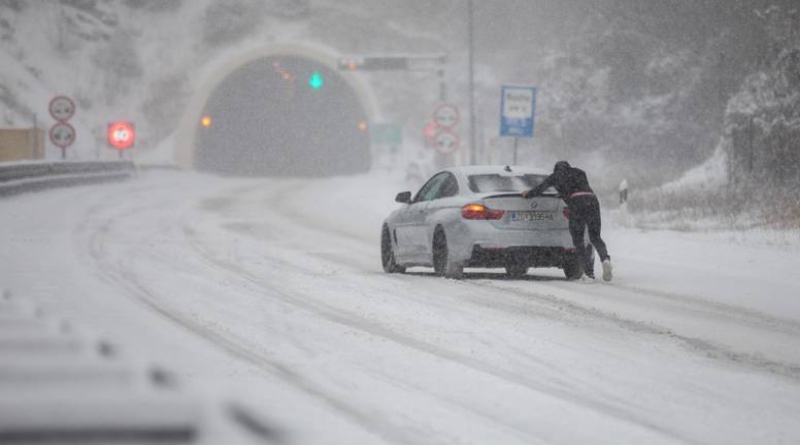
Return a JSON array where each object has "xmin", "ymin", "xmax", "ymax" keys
[{"xmin": 108, "ymin": 121, "xmax": 135, "ymax": 150}]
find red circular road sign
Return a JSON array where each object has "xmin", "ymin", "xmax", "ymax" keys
[
  {"xmin": 49, "ymin": 122, "xmax": 76, "ymax": 148},
  {"xmin": 49, "ymin": 96, "xmax": 76, "ymax": 122},
  {"xmin": 434, "ymin": 127, "xmax": 460, "ymax": 155},
  {"xmin": 432, "ymin": 104, "xmax": 459, "ymax": 129},
  {"xmin": 108, "ymin": 121, "xmax": 135, "ymax": 149}
]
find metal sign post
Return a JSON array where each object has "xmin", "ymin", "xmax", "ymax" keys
[
  {"xmin": 499, "ymin": 85, "xmax": 537, "ymax": 165},
  {"xmin": 338, "ymin": 54, "xmax": 451, "ymax": 157}
]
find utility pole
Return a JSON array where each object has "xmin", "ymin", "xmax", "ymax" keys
[
  {"xmin": 720, "ymin": 50, "xmax": 734, "ymax": 186},
  {"xmin": 467, "ymin": 0, "xmax": 477, "ymax": 165},
  {"xmin": 747, "ymin": 114, "xmax": 754, "ymax": 173}
]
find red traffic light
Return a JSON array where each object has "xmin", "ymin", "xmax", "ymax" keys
[{"xmin": 108, "ymin": 121, "xmax": 135, "ymax": 149}]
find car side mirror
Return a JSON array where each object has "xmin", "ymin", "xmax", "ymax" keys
[{"xmin": 395, "ymin": 191, "xmax": 412, "ymax": 204}]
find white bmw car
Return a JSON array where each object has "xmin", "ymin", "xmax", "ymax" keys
[{"xmin": 381, "ymin": 165, "xmax": 584, "ymax": 279}]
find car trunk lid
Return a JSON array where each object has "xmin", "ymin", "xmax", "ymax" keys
[{"xmin": 480, "ymin": 193, "xmax": 566, "ymax": 230}]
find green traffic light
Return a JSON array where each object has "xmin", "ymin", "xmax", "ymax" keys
[{"xmin": 309, "ymin": 71, "xmax": 324, "ymax": 90}]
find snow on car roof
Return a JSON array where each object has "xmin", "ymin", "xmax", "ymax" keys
[{"xmin": 447, "ymin": 165, "xmax": 552, "ymax": 176}]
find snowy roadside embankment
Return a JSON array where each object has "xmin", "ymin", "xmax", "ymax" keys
[{"xmin": 619, "ymin": 142, "xmax": 800, "ymax": 231}]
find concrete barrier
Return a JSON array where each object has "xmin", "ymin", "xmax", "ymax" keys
[{"xmin": 0, "ymin": 129, "xmax": 45, "ymax": 162}]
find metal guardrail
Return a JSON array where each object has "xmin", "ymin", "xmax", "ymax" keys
[
  {"xmin": 0, "ymin": 292, "xmax": 199, "ymax": 443},
  {"xmin": 0, "ymin": 291, "xmax": 286, "ymax": 444},
  {"xmin": 0, "ymin": 161, "xmax": 136, "ymax": 197},
  {"xmin": 0, "ymin": 291, "xmax": 289, "ymax": 444}
]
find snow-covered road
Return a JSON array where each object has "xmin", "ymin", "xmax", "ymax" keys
[{"xmin": 2, "ymin": 171, "xmax": 799, "ymax": 444}]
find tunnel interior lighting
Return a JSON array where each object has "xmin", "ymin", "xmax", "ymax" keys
[{"xmin": 195, "ymin": 55, "xmax": 371, "ymax": 176}]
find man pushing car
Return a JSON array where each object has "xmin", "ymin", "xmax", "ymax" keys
[{"xmin": 522, "ymin": 161, "xmax": 612, "ymax": 281}]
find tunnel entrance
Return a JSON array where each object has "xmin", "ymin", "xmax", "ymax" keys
[{"xmin": 195, "ymin": 56, "xmax": 371, "ymax": 177}]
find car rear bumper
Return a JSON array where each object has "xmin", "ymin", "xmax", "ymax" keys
[
  {"xmin": 446, "ymin": 221, "xmax": 574, "ymax": 265},
  {"xmin": 467, "ymin": 245, "xmax": 569, "ymax": 268}
]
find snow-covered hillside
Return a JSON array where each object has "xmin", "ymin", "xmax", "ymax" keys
[
  {"xmin": 2, "ymin": 1, "xmax": 200, "ymax": 159},
  {"xmin": 3, "ymin": 1, "xmax": 798, "ymax": 209}
]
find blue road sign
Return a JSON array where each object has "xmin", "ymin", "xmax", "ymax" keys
[{"xmin": 500, "ymin": 86, "xmax": 537, "ymax": 137}]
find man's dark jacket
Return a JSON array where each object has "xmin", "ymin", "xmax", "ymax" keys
[{"xmin": 526, "ymin": 162, "xmax": 594, "ymax": 204}]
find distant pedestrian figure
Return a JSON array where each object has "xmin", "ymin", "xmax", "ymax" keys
[{"xmin": 522, "ymin": 161, "xmax": 612, "ymax": 281}]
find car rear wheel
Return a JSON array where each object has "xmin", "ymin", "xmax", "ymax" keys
[
  {"xmin": 432, "ymin": 228, "xmax": 463, "ymax": 279},
  {"xmin": 505, "ymin": 263, "xmax": 529, "ymax": 278},
  {"xmin": 381, "ymin": 226, "xmax": 405, "ymax": 273},
  {"xmin": 562, "ymin": 250, "xmax": 583, "ymax": 280}
]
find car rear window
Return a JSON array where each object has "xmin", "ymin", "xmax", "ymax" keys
[{"xmin": 468, "ymin": 174, "xmax": 549, "ymax": 193}]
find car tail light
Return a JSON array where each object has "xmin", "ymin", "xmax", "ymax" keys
[
  {"xmin": 462, "ymin": 203, "xmax": 505, "ymax": 220},
  {"xmin": 562, "ymin": 207, "xmax": 571, "ymax": 219}
]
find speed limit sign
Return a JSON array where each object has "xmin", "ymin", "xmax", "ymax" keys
[{"xmin": 107, "ymin": 121, "xmax": 135, "ymax": 150}]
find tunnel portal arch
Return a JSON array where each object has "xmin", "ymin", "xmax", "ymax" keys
[{"xmin": 174, "ymin": 45, "xmax": 380, "ymax": 176}]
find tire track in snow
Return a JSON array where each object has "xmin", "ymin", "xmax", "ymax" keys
[
  {"xmin": 73, "ymin": 181, "xmax": 416, "ymax": 445},
  {"xmin": 470, "ymin": 280, "xmax": 800, "ymax": 381},
  {"xmin": 613, "ymin": 283, "xmax": 800, "ymax": 335},
  {"xmin": 79, "ymin": 178, "xmax": 608, "ymax": 445},
  {"xmin": 259, "ymin": 222, "xmax": 800, "ymax": 385},
  {"xmin": 171, "ymin": 232, "xmax": 557, "ymax": 445},
  {"xmin": 184, "ymin": 200, "xmax": 694, "ymax": 444}
]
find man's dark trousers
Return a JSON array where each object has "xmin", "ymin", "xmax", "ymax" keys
[{"xmin": 568, "ymin": 195, "xmax": 609, "ymax": 275}]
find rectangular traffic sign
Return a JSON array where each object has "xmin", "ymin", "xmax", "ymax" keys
[
  {"xmin": 370, "ymin": 123, "xmax": 403, "ymax": 146},
  {"xmin": 500, "ymin": 86, "xmax": 536, "ymax": 137},
  {"xmin": 338, "ymin": 56, "xmax": 407, "ymax": 71}
]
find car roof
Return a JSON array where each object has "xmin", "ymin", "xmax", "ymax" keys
[{"xmin": 446, "ymin": 165, "xmax": 552, "ymax": 176}]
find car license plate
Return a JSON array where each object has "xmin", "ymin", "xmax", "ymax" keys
[{"xmin": 510, "ymin": 211, "xmax": 554, "ymax": 222}]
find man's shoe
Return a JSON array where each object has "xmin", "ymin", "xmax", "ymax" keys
[
  {"xmin": 602, "ymin": 259, "xmax": 612, "ymax": 282},
  {"xmin": 585, "ymin": 271, "xmax": 595, "ymax": 279}
]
